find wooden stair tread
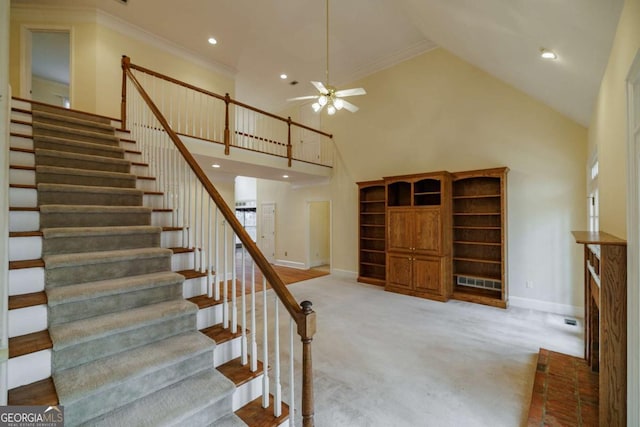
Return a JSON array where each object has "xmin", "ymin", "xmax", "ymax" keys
[
  {"xmin": 119, "ymin": 138, "xmax": 136, "ymax": 144},
  {"xmin": 11, "ymin": 119, "xmax": 31, "ymax": 126},
  {"xmin": 131, "ymin": 161, "xmax": 149, "ymax": 167},
  {"xmin": 187, "ymin": 293, "xmax": 221, "ymax": 309},
  {"xmin": 9, "ymin": 206, "xmax": 40, "ymax": 212},
  {"xmin": 137, "ymin": 175, "xmax": 156, "ymax": 181},
  {"xmin": 10, "ymin": 184, "xmax": 36, "ymax": 189},
  {"xmin": 163, "ymin": 226, "xmax": 183, "ymax": 232},
  {"xmin": 115, "ymin": 128, "xmax": 130, "ymax": 133},
  {"xmin": 10, "ymin": 132, "xmax": 33, "ymax": 139},
  {"xmin": 9, "ymin": 164, "xmax": 36, "ymax": 171},
  {"xmin": 9, "ymin": 330, "xmax": 52, "ymax": 358},
  {"xmin": 10, "ymin": 231, "xmax": 43, "ymax": 238},
  {"xmin": 9, "ymin": 147, "xmax": 35, "ymax": 153},
  {"xmin": 9, "ymin": 291, "xmax": 48, "ymax": 310},
  {"xmin": 200, "ymin": 323, "xmax": 242, "ymax": 344},
  {"xmin": 9, "ymin": 259, "xmax": 45, "ymax": 270},
  {"xmin": 144, "ymin": 191, "xmax": 163, "ymax": 196},
  {"xmin": 153, "ymin": 208, "xmax": 173, "ymax": 212},
  {"xmin": 12, "ymin": 107, "xmax": 32, "ymax": 115},
  {"xmin": 217, "ymin": 356, "xmax": 264, "ymax": 387},
  {"xmin": 171, "ymin": 247, "xmax": 195, "ymax": 254},
  {"xmin": 235, "ymin": 395, "xmax": 289, "ymax": 427},
  {"xmin": 8, "ymin": 377, "xmax": 58, "ymax": 406},
  {"xmin": 177, "ymin": 269, "xmax": 208, "ymax": 280},
  {"xmin": 125, "ymin": 149, "xmax": 142, "ymax": 155}
]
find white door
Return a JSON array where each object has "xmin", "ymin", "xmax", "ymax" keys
[
  {"xmin": 260, "ymin": 203, "xmax": 276, "ymax": 263},
  {"xmin": 626, "ymin": 49, "xmax": 640, "ymax": 427}
]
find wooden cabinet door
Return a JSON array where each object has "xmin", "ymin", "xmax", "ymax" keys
[
  {"xmin": 413, "ymin": 256, "xmax": 442, "ymax": 294},
  {"xmin": 387, "ymin": 253, "xmax": 413, "ymax": 290},
  {"xmin": 414, "ymin": 208, "xmax": 441, "ymax": 255},
  {"xmin": 387, "ymin": 209, "xmax": 413, "ymax": 252}
]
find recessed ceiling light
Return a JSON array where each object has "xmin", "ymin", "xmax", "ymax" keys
[
  {"xmin": 280, "ymin": 74, "xmax": 288, "ymax": 80},
  {"xmin": 282, "ymin": 175, "xmax": 289, "ymax": 179},
  {"xmin": 212, "ymin": 163, "xmax": 221, "ymax": 168},
  {"xmin": 208, "ymin": 37, "xmax": 218, "ymax": 45},
  {"xmin": 540, "ymin": 48, "xmax": 557, "ymax": 60}
]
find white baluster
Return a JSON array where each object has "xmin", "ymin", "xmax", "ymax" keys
[
  {"xmin": 241, "ymin": 247, "xmax": 248, "ymax": 366},
  {"xmin": 231, "ymin": 233, "xmax": 238, "ymax": 333},
  {"xmin": 274, "ymin": 296, "xmax": 282, "ymax": 417},
  {"xmin": 290, "ymin": 317, "xmax": 295, "ymax": 427},
  {"xmin": 250, "ymin": 262, "xmax": 258, "ymax": 372},
  {"xmin": 223, "ymin": 223, "xmax": 229, "ymax": 329},
  {"xmin": 207, "ymin": 199, "xmax": 213, "ymax": 298},
  {"xmin": 262, "ymin": 277, "xmax": 270, "ymax": 408},
  {"xmin": 214, "ymin": 209, "xmax": 220, "ymax": 300}
]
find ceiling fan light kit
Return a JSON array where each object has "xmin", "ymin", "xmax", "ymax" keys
[{"xmin": 288, "ymin": 0, "xmax": 366, "ymax": 114}]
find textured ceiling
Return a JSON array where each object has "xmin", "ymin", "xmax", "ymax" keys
[{"xmin": 14, "ymin": 0, "xmax": 624, "ymax": 126}]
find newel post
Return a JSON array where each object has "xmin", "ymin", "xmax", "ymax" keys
[
  {"xmin": 224, "ymin": 93, "xmax": 231, "ymax": 155},
  {"xmin": 287, "ymin": 116, "xmax": 293, "ymax": 167},
  {"xmin": 299, "ymin": 300, "xmax": 316, "ymax": 427},
  {"xmin": 121, "ymin": 56, "xmax": 130, "ymax": 129}
]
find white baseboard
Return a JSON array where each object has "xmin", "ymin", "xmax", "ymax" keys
[
  {"xmin": 331, "ymin": 269, "xmax": 357, "ymax": 280},
  {"xmin": 509, "ymin": 296, "xmax": 583, "ymax": 318},
  {"xmin": 274, "ymin": 259, "xmax": 306, "ymax": 270}
]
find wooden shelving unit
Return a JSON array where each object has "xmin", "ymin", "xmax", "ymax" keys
[
  {"xmin": 357, "ymin": 181, "xmax": 387, "ymax": 286},
  {"xmin": 384, "ymin": 172, "xmax": 452, "ymax": 302},
  {"xmin": 451, "ymin": 167, "xmax": 508, "ymax": 308}
]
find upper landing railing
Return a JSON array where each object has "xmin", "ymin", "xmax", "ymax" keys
[{"xmin": 120, "ymin": 56, "xmax": 334, "ymax": 168}]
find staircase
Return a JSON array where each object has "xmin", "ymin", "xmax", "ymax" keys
[{"xmin": 7, "ymin": 100, "xmax": 287, "ymax": 426}]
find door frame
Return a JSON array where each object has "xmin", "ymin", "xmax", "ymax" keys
[
  {"xmin": 259, "ymin": 202, "xmax": 276, "ymax": 264},
  {"xmin": 20, "ymin": 24, "xmax": 73, "ymax": 103},
  {"xmin": 625, "ymin": 48, "xmax": 640, "ymax": 427}
]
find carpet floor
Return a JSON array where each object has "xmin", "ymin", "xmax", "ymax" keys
[{"xmin": 253, "ymin": 275, "xmax": 583, "ymax": 427}]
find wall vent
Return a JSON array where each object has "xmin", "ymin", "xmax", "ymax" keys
[{"xmin": 456, "ymin": 275, "xmax": 501, "ymax": 291}]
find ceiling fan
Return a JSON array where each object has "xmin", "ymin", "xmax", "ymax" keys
[{"xmin": 287, "ymin": 0, "xmax": 366, "ymax": 114}]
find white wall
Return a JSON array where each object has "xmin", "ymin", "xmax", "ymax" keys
[
  {"xmin": 1, "ymin": 0, "xmax": 10, "ymax": 405},
  {"xmin": 31, "ymin": 75, "xmax": 68, "ymax": 106}
]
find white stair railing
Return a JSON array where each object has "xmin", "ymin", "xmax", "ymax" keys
[{"xmin": 123, "ymin": 56, "xmax": 316, "ymax": 426}]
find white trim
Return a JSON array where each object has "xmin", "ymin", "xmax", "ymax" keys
[
  {"xmin": 626, "ymin": 48, "xmax": 640, "ymax": 427},
  {"xmin": 331, "ymin": 269, "xmax": 358, "ymax": 281},
  {"xmin": 274, "ymin": 259, "xmax": 307, "ymax": 270},
  {"xmin": 509, "ymin": 296, "xmax": 583, "ymax": 318}
]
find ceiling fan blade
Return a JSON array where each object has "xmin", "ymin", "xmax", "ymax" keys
[
  {"xmin": 311, "ymin": 81, "xmax": 328, "ymax": 93},
  {"xmin": 287, "ymin": 95, "xmax": 320, "ymax": 101},
  {"xmin": 335, "ymin": 87, "xmax": 367, "ymax": 97},
  {"xmin": 341, "ymin": 99, "xmax": 359, "ymax": 113}
]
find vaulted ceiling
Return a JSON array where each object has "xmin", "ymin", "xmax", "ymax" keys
[{"xmin": 15, "ymin": 0, "xmax": 624, "ymax": 126}]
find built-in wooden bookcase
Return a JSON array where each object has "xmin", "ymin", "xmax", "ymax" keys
[
  {"xmin": 451, "ymin": 167, "xmax": 508, "ymax": 308},
  {"xmin": 384, "ymin": 172, "xmax": 452, "ymax": 301},
  {"xmin": 357, "ymin": 181, "xmax": 387, "ymax": 286}
]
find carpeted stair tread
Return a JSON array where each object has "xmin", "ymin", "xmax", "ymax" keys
[
  {"xmin": 44, "ymin": 247, "xmax": 171, "ymax": 269},
  {"xmin": 37, "ymin": 182, "xmax": 143, "ymax": 206},
  {"xmin": 36, "ymin": 165, "xmax": 137, "ymax": 188},
  {"xmin": 81, "ymin": 370, "xmax": 237, "ymax": 427},
  {"xmin": 34, "ymin": 134, "xmax": 125, "ymax": 159},
  {"xmin": 33, "ymin": 110, "xmax": 115, "ymax": 135},
  {"xmin": 39, "ymin": 205, "xmax": 152, "ymax": 228},
  {"xmin": 33, "ymin": 122, "xmax": 120, "ymax": 146},
  {"xmin": 35, "ymin": 148, "xmax": 131, "ymax": 173},
  {"xmin": 42, "ymin": 225, "xmax": 161, "ymax": 256},
  {"xmin": 32, "ymin": 103, "xmax": 112, "ymax": 125},
  {"xmin": 46, "ymin": 271, "xmax": 183, "ymax": 325},
  {"xmin": 49, "ymin": 299, "xmax": 196, "ymax": 350},
  {"xmin": 53, "ymin": 331, "xmax": 216, "ymax": 424}
]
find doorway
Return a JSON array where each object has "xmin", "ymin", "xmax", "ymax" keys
[
  {"xmin": 260, "ymin": 202, "xmax": 276, "ymax": 264},
  {"xmin": 21, "ymin": 27, "xmax": 71, "ymax": 107}
]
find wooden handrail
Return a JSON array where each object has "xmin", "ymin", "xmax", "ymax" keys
[{"xmin": 122, "ymin": 56, "xmax": 316, "ymax": 426}]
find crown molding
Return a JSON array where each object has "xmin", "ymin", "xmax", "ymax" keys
[
  {"xmin": 95, "ymin": 9, "xmax": 236, "ymax": 79},
  {"xmin": 10, "ymin": 3, "xmax": 236, "ymax": 79},
  {"xmin": 341, "ymin": 39, "xmax": 438, "ymax": 86}
]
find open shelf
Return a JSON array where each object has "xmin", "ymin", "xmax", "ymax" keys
[{"xmin": 358, "ymin": 181, "xmax": 387, "ymax": 286}]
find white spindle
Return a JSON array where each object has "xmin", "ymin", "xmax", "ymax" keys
[
  {"xmin": 231, "ymin": 234, "xmax": 238, "ymax": 333},
  {"xmin": 241, "ymin": 247, "xmax": 248, "ymax": 366},
  {"xmin": 207, "ymin": 199, "xmax": 213, "ymax": 298},
  {"xmin": 250, "ymin": 262, "xmax": 258, "ymax": 372},
  {"xmin": 274, "ymin": 296, "xmax": 282, "ymax": 417},
  {"xmin": 223, "ymin": 223, "xmax": 229, "ymax": 329},
  {"xmin": 290, "ymin": 318, "xmax": 295, "ymax": 427},
  {"xmin": 200, "ymin": 186, "xmax": 205, "ymax": 272},
  {"xmin": 262, "ymin": 277, "xmax": 269, "ymax": 408},
  {"xmin": 214, "ymin": 209, "xmax": 220, "ymax": 300}
]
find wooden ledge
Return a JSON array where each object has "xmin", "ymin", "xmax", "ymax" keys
[
  {"xmin": 177, "ymin": 269, "xmax": 208, "ymax": 280},
  {"xmin": 200, "ymin": 323, "xmax": 243, "ymax": 344},
  {"xmin": 217, "ymin": 356, "xmax": 264, "ymax": 387},
  {"xmin": 9, "ymin": 259, "xmax": 45, "ymax": 270},
  {"xmin": 236, "ymin": 395, "xmax": 289, "ymax": 427},
  {"xmin": 9, "ymin": 330, "xmax": 52, "ymax": 358},
  {"xmin": 8, "ymin": 377, "xmax": 58, "ymax": 406},
  {"xmin": 572, "ymin": 230, "xmax": 626, "ymax": 245},
  {"xmin": 9, "ymin": 291, "xmax": 47, "ymax": 310}
]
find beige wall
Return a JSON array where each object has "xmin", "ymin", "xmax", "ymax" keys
[
  {"xmin": 588, "ymin": 0, "xmax": 640, "ymax": 239},
  {"xmin": 10, "ymin": 6, "xmax": 234, "ymax": 118},
  {"xmin": 297, "ymin": 48, "xmax": 587, "ymax": 310},
  {"xmin": 309, "ymin": 201, "xmax": 330, "ymax": 267}
]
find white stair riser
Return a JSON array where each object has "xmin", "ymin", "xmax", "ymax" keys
[
  {"xmin": 9, "ymin": 211, "xmax": 39, "ymax": 232},
  {"xmin": 143, "ymin": 194, "xmax": 164, "ymax": 209},
  {"xmin": 10, "ymin": 122, "xmax": 32, "ymax": 135},
  {"xmin": 232, "ymin": 375, "xmax": 263, "ymax": 411},
  {"xmin": 152, "ymin": 210, "xmax": 174, "ymax": 228},
  {"xmin": 9, "ymin": 268, "xmax": 45, "ymax": 295},
  {"xmin": 182, "ymin": 276, "xmax": 207, "ymax": 299},
  {"xmin": 9, "ymin": 187, "xmax": 36, "ymax": 207},
  {"xmin": 12, "ymin": 100, "xmax": 31, "ymax": 111},
  {"xmin": 130, "ymin": 164, "xmax": 148, "ymax": 176},
  {"xmin": 8, "ymin": 350, "xmax": 51, "ymax": 390},
  {"xmin": 172, "ymin": 252, "xmax": 195, "ymax": 271},
  {"xmin": 9, "ymin": 150, "xmax": 35, "ymax": 167},
  {"xmin": 197, "ymin": 305, "xmax": 223, "ymax": 330},
  {"xmin": 11, "ymin": 111, "xmax": 32, "ymax": 123},
  {"xmin": 213, "ymin": 336, "xmax": 242, "ymax": 368},
  {"xmin": 124, "ymin": 151, "xmax": 143, "ymax": 162},
  {"xmin": 10, "ymin": 135, "xmax": 33, "ymax": 150},
  {"xmin": 9, "ymin": 305, "xmax": 47, "ymax": 337},
  {"xmin": 9, "ymin": 168, "xmax": 35, "ymax": 186},
  {"xmin": 9, "ymin": 236, "xmax": 41, "ymax": 262},
  {"xmin": 136, "ymin": 178, "xmax": 158, "ymax": 192},
  {"xmin": 113, "ymin": 121, "xmax": 124, "ymax": 129},
  {"xmin": 162, "ymin": 229, "xmax": 184, "ymax": 248}
]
